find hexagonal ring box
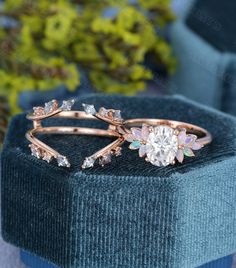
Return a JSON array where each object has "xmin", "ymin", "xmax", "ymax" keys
[{"xmin": 1, "ymin": 95, "xmax": 236, "ymax": 268}]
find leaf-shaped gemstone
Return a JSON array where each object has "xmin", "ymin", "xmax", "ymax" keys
[
  {"xmin": 183, "ymin": 147, "xmax": 195, "ymax": 157},
  {"xmin": 178, "ymin": 130, "xmax": 187, "ymax": 145},
  {"xmin": 176, "ymin": 149, "xmax": 184, "ymax": 163},
  {"xmin": 131, "ymin": 128, "xmax": 142, "ymax": 140},
  {"xmin": 61, "ymin": 99, "xmax": 75, "ymax": 111},
  {"xmin": 82, "ymin": 103, "xmax": 97, "ymax": 115},
  {"xmin": 141, "ymin": 125, "xmax": 150, "ymax": 140},
  {"xmin": 184, "ymin": 135, "xmax": 196, "ymax": 146},
  {"xmin": 139, "ymin": 145, "xmax": 146, "ymax": 157},
  {"xmin": 185, "ymin": 136, "xmax": 193, "ymax": 145},
  {"xmin": 125, "ymin": 133, "xmax": 135, "ymax": 142},
  {"xmin": 192, "ymin": 141, "xmax": 202, "ymax": 150},
  {"xmin": 44, "ymin": 100, "xmax": 58, "ymax": 114},
  {"xmin": 129, "ymin": 140, "xmax": 141, "ymax": 150}
]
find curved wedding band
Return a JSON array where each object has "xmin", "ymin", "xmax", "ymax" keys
[{"xmin": 26, "ymin": 99, "xmax": 212, "ymax": 169}]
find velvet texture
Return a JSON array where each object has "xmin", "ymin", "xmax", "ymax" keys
[
  {"xmin": 169, "ymin": 0, "xmax": 236, "ymax": 116},
  {"xmin": 186, "ymin": 0, "xmax": 236, "ymax": 53},
  {"xmin": 20, "ymin": 251, "xmax": 235, "ymax": 268},
  {"xmin": 1, "ymin": 95, "xmax": 236, "ymax": 268},
  {"xmin": 198, "ymin": 254, "xmax": 233, "ymax": 268}
]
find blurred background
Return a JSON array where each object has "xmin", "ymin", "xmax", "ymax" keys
[{"xmin": 0, "ymin": 0, "xmax": 236, "ymax": 267}]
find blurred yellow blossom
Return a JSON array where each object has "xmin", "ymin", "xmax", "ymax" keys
[{"xmin": 0, "ymin": 0, "xmax": 175, "ymax": 114}]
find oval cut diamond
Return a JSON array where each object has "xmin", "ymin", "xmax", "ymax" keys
[{"xmin": 146, "ymin": 125, "xmax": 178, "ymax": 167}]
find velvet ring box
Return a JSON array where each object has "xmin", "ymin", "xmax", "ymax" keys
[
  {"xmin": 20, "ymin": 250, "xmax": 235, "ymax": 268},
  {"xmin": 1, "ymin": 95, "xmax": 236, "ymax": 268},
  {"xmin": 169, "ymin": 0, "xmax": 236, "ymax": 116}
]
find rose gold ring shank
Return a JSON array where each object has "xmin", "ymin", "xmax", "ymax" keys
[
  {"xmin": 26, "ymin": 99, "xmax": 212, "ymax": 169},
  {"xmin": 123, "ymin": 118, "xmax": 212, "ymax": 146}
]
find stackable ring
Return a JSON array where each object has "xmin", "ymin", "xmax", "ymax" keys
[{"xmin": 26, "ymin": 99, "xmax": 212, "ymax": 169}]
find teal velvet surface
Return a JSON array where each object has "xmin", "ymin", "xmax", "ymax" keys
[
  {"xmin": 169, "ymin": 20, "xmax": 222, "ymax": 109},
  {"xmin": 20, "ymin": 250, "xmax": 235, "ymax": 268},
  {"xmin": 1, "ymin": 95, "xmax": 236, "ymax": 268},
  {"xmin": 169, "ymin": 0, "xmax": 236, "ymax": 116},
  {"xmin": 186, "ymin": 0, "xmax": 236, "ymax": 53}
]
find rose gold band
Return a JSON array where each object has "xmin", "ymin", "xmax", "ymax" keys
[
  {"xmin": 124, "ymin": 118, "xmax": 212, "ymax": 146},
  {"xmin": 25, "ymin": 99, "xmax": 212, "ymax": 169}
]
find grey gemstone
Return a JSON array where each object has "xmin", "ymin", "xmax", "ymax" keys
[
  {"xmin": 44, "ymin": 100, "xmax": 56, "ymax": 114},
  {"xmin": 60, "ymin": 99, "xmax": 75, "ymax": 111},
  {"xmin": 82, "ymin": 157, "xmax": 95, "ymax": 169},
  {"xmin": 57, "ymin": 155, "xmax": 71, "ymax": 168},
  {"xmin": 113, "ymin": 110, "xmax": 122, "ymax": 120},
  {"xmin": 99, "ymin": 153, "xmax": 112, "ymax": 166},
  {"xmin": 82, "ymin": 104, "xmax": 97, "ymax": 115}
]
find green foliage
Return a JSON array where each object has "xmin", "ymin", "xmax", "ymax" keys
[
  {"xmin": 0, "ymin": 0, "xmax": 176, "ymax": 114},
  {"xmin": 0, "ymin": 96, "xmax": 9, "ymax": 146}
]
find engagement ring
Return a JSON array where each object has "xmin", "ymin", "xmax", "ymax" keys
[{"xmin": 26, "ymin": 99, "xmax": 212, "ymax": 169}]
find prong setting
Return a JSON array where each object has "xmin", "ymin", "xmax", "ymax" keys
[{"xmin": 27, "ymin": 100, "xmax": 210, "ymax": 170}]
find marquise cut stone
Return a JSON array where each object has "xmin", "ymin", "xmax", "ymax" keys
[
  {"xmin": 44, "ymin": 100, "xmax": 57, "ymax": 114},
  {"xmin": 82, "ymin": 104, "xmax": 96, "ymax": 115},
  {"xmin": 57, "ymin": 155, "xmax": 70, "ymax": 168},
  {"xmin": 30, "ymin": 144, "xmax": 41, "ymax": 159},
  {"xmin": 145, "ymin": 125, "xmax": 178, "ymax": 167},
  {"xmin": 99, "ymin": 153, "xmax": 112, "ymax": 166},
  {"xmin": 61, "ymin": 99, "xmax": 75, "ymax": 111},
  {"xmin": 82, "ymin": 157, "xmax": 95, "ymax": 169}
]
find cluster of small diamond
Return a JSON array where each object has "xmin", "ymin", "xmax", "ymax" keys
[
  {"xmin": 175, "ymin": 129, "xmax": 202, "ymax": 163},
  {"xmin": 29, "ymin": 100, "xmax": 204, "ymax": 170},
  {"xmin": 33, "ymin": 99, "xmax": 75, "ymax": 116},
  {"xmin": 124, "ymin": 125, "xmax": 203, "ymax": 167},
  {"xmin": 29, "ymin": 144, "xmax": 71, "ymax": 168},
  {"xmin": 98, "ymin": 107, "xmax": 122, "ymax": 122},
  {"xmin": 81, "ymin": 147, "xmax": 122, "ymax": 169},
  {"xmin": 82, "ymin": 103, "xmax": 123, "ymax": 122}
]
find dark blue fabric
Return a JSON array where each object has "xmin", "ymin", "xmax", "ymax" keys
[
  {"xmin": 220, "ymin": 61, "xmax": 236, "ymax": 116},
  {"xmin": 186, "ymin": 0, "xmax": 236, "ymax": 53},
  {"xmin": 169, "ymin": 0, "xmax": 236, "ymax": 116},
  {"xmin": 1, "ymin": 94, "xmax": 236, "ymax": 268},
  {"xmin": 20, "ymin": 250, "xmax": 234, "ymax": 268}
]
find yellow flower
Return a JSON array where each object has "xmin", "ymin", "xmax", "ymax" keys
[
  {"xmin": 4, "ymin": 0, "xmax": 24, "ymax": 11},
  {"xmin": 21, "ymin": 15, "xmax": 43, "ymax": 33},
  {"xmin": 64, "ymin": 64, "xmax": 80, "ymax": 91},
  {"xmin": 91, "ymin": 18, "xmax": 115, "ymax": 34},
  {"xmin": 0, "ymin": 0, "xmax": 176, "ymax": 115},
  {"xmin": 43, "ymin": 4, "xmax": 77, "ymax": 49},
  {"xmin": 130, "ymin": 65, "xmax": 153, "ymax": 81}
]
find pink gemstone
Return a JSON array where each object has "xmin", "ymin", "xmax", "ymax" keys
[
  {"xmin": 125, "ymin": 134, "xmax": 135, "ymax": 142},
  {"xmin": 178, "ymin": 131, "xmax": 187, "ymax": 145},
  {"xmin": 141, "ymin": 125, "xmax": 150, "ymax": 140},
  {"xmin": 185, "ymin": 136, "xmax": 193, "ymax": 145},
  {"xmin": 192, "ymin": 142, "xmax": 202, "ymax": 150},
  {"xmin": 131, "ymin": 128, "xmax": 142, "ymax": 140},
  {"xmin": 139, "ymin": 145, "xmax": 146, "ymax": 157},
  {"xmin": 176, "ymin": 149, "xmax": 184, "ymax": 163}
]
